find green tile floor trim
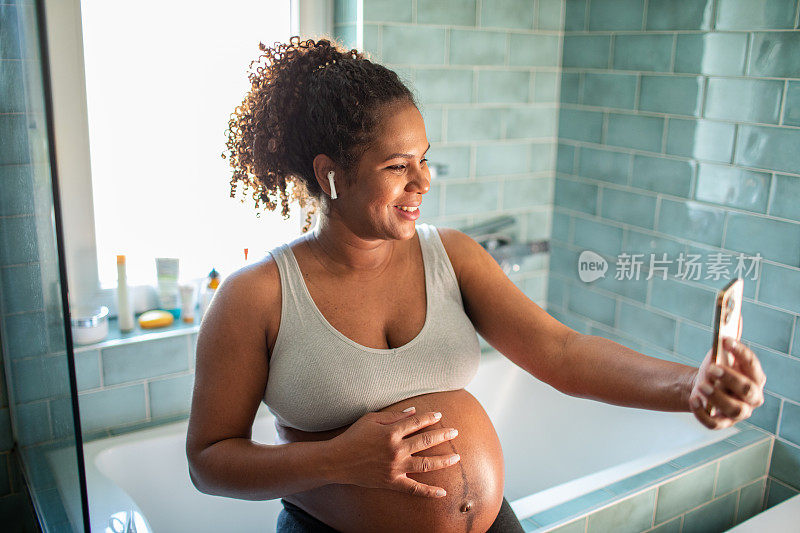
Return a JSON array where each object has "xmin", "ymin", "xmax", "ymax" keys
[{"xmin": 520, "ymin": 425, "xmax": 775, "ymax": 532}]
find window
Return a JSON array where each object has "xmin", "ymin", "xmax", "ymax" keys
[{"xmin": 78, "ymin": 0, "xmax": 299, "ymax": 289}]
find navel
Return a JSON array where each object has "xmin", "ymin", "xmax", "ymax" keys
[{"xmin": 459, "ymin": 500, "xmax": 473, "ymax": 513}]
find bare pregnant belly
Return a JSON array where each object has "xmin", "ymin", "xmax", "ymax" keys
[{"xmin": 277, "ymin": 389, "xmax": 505, "ymax": 533}]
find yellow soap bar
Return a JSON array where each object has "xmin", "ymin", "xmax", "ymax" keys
[{"xmin": 138, "ymin": 310, "xmax": 174, "ymax": 329}]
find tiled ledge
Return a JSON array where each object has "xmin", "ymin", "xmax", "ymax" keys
[
  {"xmin": 71, "ymin": 316, "xmax": 199, "ymax": 354},
  {"xmin": 520, "ymin": 426, "xmax": 776, "ymax": 533}
]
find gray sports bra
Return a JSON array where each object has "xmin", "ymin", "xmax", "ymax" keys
[{"xmin": 262, "ymin": 223, "xmax": 481, "ymax": 432}]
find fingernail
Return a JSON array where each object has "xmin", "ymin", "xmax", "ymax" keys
[
  {"xmin": 447, "ymin": 429, "xmax": 458, "ymax": 438},
  {"xmin": 709, "ymin": 364, "xmax": 724, "ymax": 378},
  {"xmin": 436, "ymin": 489, "xmax": 446, "ymax": 497},
  {"xmin": 700, "ymin": 383, "xmax": 714, "ymax": 395},
  {"xmin": 403, "ymin": 407, "xmax": 415, "ymax": 413},
  {"xmin": 433, "ymin": 412, "xmax": 442, "ymax": 420}
]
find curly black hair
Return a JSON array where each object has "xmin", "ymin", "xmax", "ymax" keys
[{"xmin": 223, "ymin": 36, "xmax": 417, "ymax": 232}]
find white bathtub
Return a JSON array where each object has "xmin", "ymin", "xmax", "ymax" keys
[{"xmin": 50, "ymin": 350, "xmax": 738, "ymax": 532}]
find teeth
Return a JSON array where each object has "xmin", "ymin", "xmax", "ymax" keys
[{"xmin": 395, "ymin": 205, "xmax": 418, "ymax": 212}]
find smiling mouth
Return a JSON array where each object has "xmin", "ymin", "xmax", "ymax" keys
[{"xmin": 393, "ymin": 205, "xmax": 419, "ymax": 212}]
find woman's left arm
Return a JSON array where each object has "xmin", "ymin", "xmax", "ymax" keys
[{"xmin": 439, "ymin": 228, "xmax": 766, "ymax": 429}]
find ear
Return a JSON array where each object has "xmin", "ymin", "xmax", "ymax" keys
[{"xmin": 312, "ymin": 154, "xmax": 339, "ymax": 198}]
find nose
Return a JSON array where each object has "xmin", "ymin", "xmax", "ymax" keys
[{"xmin": 406, "ymin": 164, "xmax": 431, "ymax": 195}]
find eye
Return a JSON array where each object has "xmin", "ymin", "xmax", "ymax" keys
[{"xmin": 388, "ymin": 164, "xmax": 406, "ymax": 171}]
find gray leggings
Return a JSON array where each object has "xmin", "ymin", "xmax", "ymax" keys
[{"xmin": 276, "ymin": 496, "xmax": 526, "ymax": 532}]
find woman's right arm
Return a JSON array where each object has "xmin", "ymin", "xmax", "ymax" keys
[{"xmin": 185, "ymin": 261, "xmax": 338, "ymax": 500}]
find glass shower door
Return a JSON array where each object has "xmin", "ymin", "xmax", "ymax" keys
[{"xmin": 0, "ymin": 0, "xmax": 90, "ymax": 531}]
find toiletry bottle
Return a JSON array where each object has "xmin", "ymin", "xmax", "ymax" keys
[
  {"xmin": 155, "ymin": 257, "xmax": 181, "ymax": 319},
  {"xmin": 199, "ymin": 268, "xmax": 220, "ymax": 321},
  {"xmin": 179, "ymin": 283, "xmax": 196, "ymax": 324},
  {"xmin": 116, "ymin": 255, "xmax": 135, "ymax": 332}
]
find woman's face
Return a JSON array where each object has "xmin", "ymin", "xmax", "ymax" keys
[{"xmin": 335, "ymin": 101, "xmax": 431, "ymax": 242}]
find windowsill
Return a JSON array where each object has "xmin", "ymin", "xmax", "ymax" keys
[{"xmin": 71, "ymin": 314, "xmax": 200, "ymax": 353}]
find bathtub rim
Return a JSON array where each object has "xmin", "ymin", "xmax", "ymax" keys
[{"xmin": 519, "ymin": 423, "xmax": 774, "ymax": 531}]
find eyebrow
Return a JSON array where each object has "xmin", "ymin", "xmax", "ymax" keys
[{"xmin": 382, "ymin": 143, "xmax": 431, "ymax": 162}]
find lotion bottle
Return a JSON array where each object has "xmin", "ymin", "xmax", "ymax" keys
[
  {"xmin": 199, "ymin": 268, "xmax": 220, "ymax": 322},
  {"xmin": 116, "ymin": 255, "xmax": 135, "ymax": 332}
]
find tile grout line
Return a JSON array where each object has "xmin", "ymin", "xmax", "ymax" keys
[
  {"xmin": 607, "ymin": 34, "xmax": 614, "ymax": 71},
  {"xmin": 699, "ymin": 76, "xmax": 709, "ymax": 118},
  {"xmin": 775, "ymin": 399, "xmax": 785, "ymax": 438},
  {"xmin": 669, "ymin": 32, "xmax": 677, "ymax": 73},
  {"xmin": 559, "ymin": 65, "xmax": 792, "ymax": 83},
  {"xmin": 720, "ymin": 209, "xmax": 729, "ymax": 249},
  {"xmin": 642, "ymin": 0, "xmax": 649, "ymax": 32},
  {"xmin": 765, "ymin": 172, "xmax": 776, "ymax": 216},
  {"xmin": 443, "ymin": 27, "xmax": 450, "ymax": 66},
  {"xmin": 650, "ymin": 485, "xmax": 659, "ymax": 528},
  {"xmin": 559, "ymin": 100, "xmax": 800, "ymax": 130},
  {"xmin": 97, "ymin": 348, "xmax": 104, "ymax": 388},
  {"xmin": 744, "ymin": 31, "xmax": 753, "ymax": 77},
  {"xmin": 796, "ymin": 0, "xmax": 800, "ymax": 29},
  {"xmin": 143, "ymin": 381, "xmax": 151, "ymax": 419},
  {"xmin": 778, "ymin": 79, "xmax": 789, "ymax": 126},
  {"xmin": 556, "ymin": 168, "xmax": 800, "ymax": 230},
  {"xmin": 583, "ymin": 0, "xmax": 590, "ymax": 31},
  {"xmin": 710, "ymin": 0, "xmax": 719, "ymax": 30},
  {"xmin": 559, "ymin": 136, "xmax": 800, "ymax": 188}
]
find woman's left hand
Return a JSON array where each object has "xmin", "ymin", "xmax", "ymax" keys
[{"xmin": 688, "ymin": 318, "xmax": 767, "ymax": 429}]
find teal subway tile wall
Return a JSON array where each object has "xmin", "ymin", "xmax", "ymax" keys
[
  {"xmin": 549, "ymin": 1, "xmax": 800, "ymax": 529},
  {"xmin": 0, "ymin": 0, "xmax": 81, "ymax": 530},
  {"xmin": 520, "ymin": 430, "xmax": 775, "ymax": 532},
  {"xmin": 3, "ymin": 0, "xmax": 800, "ymax": 531}
]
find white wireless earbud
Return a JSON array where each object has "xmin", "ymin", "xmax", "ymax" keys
[{"xmin": 327, "ymin": 170, "xmax": 337, "ymax": 199}]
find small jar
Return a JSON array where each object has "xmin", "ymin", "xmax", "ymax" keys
[{"xmin": 71, "ymin": 306, "xmax": 109, "ymax": 345}]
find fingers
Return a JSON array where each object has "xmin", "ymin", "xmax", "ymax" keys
[
  {"xmin": 394, "ymin": 410, "xmax": 445, "ymax": 438},
  {"xmin": 722, "ymin": 337, "xmax": 767, "ymax": 388},
  {"xmin": 691, "ymin": 398, "xmax": 734, "ymax": 430},
  {"xmin": 406, "ymin": 453, "xmax": 461, "ymax": 474},
  {"xmin": 708, "ymin": 364, "xmax": 764, "ymax": 406},
  {"xmin": 393, "ymin": 476, "xmax": 448, "ymax": 499},
  {"xmin": 697, "ymin": 379, "xmax": 752, "ymax": 421},
  {"xmin": 371, "ymin": 407, "xmax": 420, "ymax": 425},
  {"xmin": 405, "ymin": 427, "xmax": 459, "ymax": 455}
]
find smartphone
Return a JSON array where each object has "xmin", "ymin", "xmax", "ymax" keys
[{"xmin": 712, "ymin": 278, "xmax": 743, "ymax": 368}]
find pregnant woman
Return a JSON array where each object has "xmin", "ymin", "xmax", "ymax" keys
[{"xmin": 186, "ymin": 38, "xmax": 767, "ymax": 533}]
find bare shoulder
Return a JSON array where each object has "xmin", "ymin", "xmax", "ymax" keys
[
  {"xmin": 218, "ymin": 253, "xmax": 281, "ymax": 309},
  {"xmin": 434, "ymin": 226, "xmax": 486, "ymax": 284}
]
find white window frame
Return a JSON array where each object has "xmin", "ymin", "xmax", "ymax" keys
[{"xmin": 43, "ymin": 0, "xmax": 333, "ymax": 314}]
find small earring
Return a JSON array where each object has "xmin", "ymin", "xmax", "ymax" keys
[{"xmin": 327, "ymin": 170, "xmax": 337, "ymax": 199}]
